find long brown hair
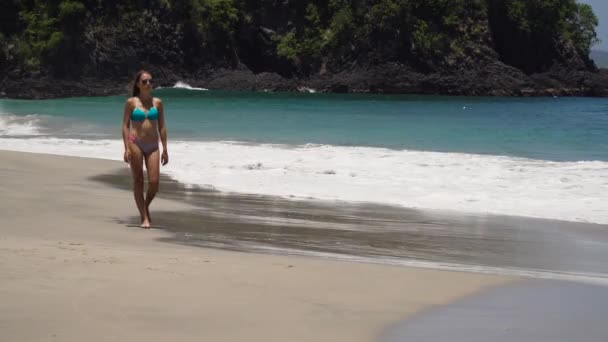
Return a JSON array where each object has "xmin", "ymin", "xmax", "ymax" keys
[{"xmin": 131, "ymin": 70, "xmax": 150, "ymax": 97}]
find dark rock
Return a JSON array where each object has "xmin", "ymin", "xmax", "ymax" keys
[{"xmin": 1, "ymin": 62, "xmax": 607, "ymax": 99}]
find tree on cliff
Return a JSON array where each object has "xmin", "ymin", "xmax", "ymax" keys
[{"xmin": 0, "ymin": 0, "xmax": 600, "ymax": 78}]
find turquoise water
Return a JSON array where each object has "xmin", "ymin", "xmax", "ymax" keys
[{"xmin": 1, "ymin": 89, "xmax": 607, "ymax": 161}]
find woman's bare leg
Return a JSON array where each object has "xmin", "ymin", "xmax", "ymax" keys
[
  {"xmin": 129, "ymin": 144, "xmax": 148, "ymax": 228},
  {"xmin": 144, "ymin": 148, "xmax": 160, "ymax": 227}
]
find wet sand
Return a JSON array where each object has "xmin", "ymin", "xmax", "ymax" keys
[
  {"xmin": 95, "ymin": 168, "xmax": 608, "ymax": 283},
  {"xmin": 0, "ymin": 150, "xmax": 509, "ymax": 342},
  {"xmin": 382, "ymin": 279, "xmax": 608, "ymax": 342}
]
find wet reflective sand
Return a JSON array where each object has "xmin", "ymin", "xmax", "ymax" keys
[
  {"xmin": 93, "ymin": 170, "xmax": 608, "ymax": 282},
  {"xmin": 382, "ymin": 280, "xmax": 608, "ymax": 342}
]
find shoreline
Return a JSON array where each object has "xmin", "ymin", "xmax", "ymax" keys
[
  {"xmin": 1, "ymin": 139, "xmax": 606, "ymax": 225},
  {"xmin": 91, "ymin": 165, "xmax": 608, "ymax": 285},
  {"xmin": 4, "ymin": 149, "xmax": 608, "ymax": 282},
  {"xmin": 0, "ymin": 150, "xmax": 512, "ymax": 341}
]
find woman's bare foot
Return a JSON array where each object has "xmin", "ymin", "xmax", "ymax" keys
[{"xmin": 140, "ymin": 214, "xmax": 151, "ymax": 229}]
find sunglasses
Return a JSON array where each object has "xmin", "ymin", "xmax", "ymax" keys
[{"xmin": 141, "ymin": 79, "xmax": 153, "ymax": 85}]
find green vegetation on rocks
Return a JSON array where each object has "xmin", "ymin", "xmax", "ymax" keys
[{"xmin": 0, "ymin": 0, "xmax": 603, "ymax": 96}]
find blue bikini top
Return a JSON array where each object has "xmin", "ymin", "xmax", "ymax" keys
[{"xmin": 131, "ymin": 106, "xmax": 158, "ymax": 121}]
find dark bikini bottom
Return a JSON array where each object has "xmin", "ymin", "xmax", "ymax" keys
[{"xmin": 129, "ymin": 135, "xmax": 159, "ymax": 157}]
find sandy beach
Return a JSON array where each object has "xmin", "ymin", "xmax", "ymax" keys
[{"xmin": 0, "ymin": 150, "xmax": 512, "ymax": 341}]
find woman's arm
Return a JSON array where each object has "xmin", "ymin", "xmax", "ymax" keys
[
  {"xmin": 122, "ymin": 99, "xmax": 133, "ymax": 162},
  {"xmin": 157, "ymin": 98, "xmax": 169, "ymax": 165}
]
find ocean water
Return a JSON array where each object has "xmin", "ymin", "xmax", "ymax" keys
[{"xmin": 1, "ymin": 86, "xmax": 607, "ymax": 224}]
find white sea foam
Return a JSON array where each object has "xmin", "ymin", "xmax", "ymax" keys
[
  {"xmin": 172, "ymin": 81, "xmax": 208, "ymax": 91},
  {"xmin": 0, "ymin": 114, "xmax": 43, "ymax": 136},
  {"xmin": 1, "ymin": 137, "xmax": 607, "ymax": 224},
  {"xmin": 297, "ymin": 86, "xmax": 317, "ymax": 93}
]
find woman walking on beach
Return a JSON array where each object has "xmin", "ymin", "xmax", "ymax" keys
[{"xmin": 122, "ymin": 70, "xmax": 169, "ymax": 228}]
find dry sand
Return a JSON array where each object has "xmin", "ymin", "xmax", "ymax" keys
[{"xmin": 0, "ymin": 150, "xmax": 511, "ymax": 342}]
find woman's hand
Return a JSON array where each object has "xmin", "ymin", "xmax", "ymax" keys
[
  {"xmin": 124, "ymin": 150, "xmax": 131, "ymax": 163},
  {"xmin": 161, "ymin": 150, "xmax": 169, "ymax": 166}
]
